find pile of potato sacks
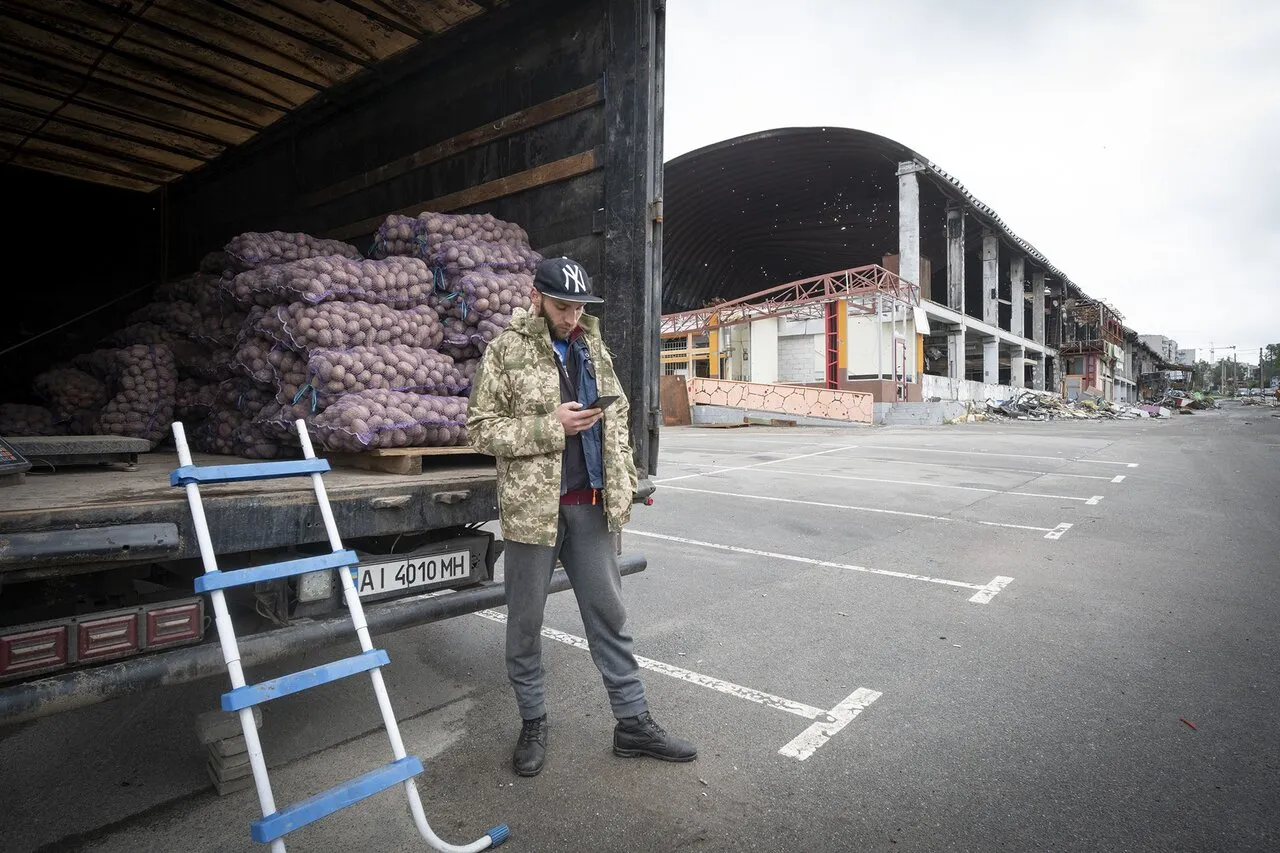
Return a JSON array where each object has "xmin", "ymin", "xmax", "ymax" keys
[{"xmin": 3, "ymin": 217, "xmax": 543, "ymax": 456}]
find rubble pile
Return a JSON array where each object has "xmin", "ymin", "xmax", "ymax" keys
[{"xmin": 975, "ymin": 390, "xmax": 1220, "ymax": 423}]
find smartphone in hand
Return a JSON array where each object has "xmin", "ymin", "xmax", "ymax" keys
[{"xmin": 584, "ymin": 394, "xmax": 619, "ymax": 411}]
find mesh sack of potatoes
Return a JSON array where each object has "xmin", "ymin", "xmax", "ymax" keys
[
  {"xmin": 429, "ymin": 240, "xmax": 541, "ymax": 277},
  {"xmin": 176, "ymin": 378, "xmax": 220, "ymax": 421},
  {"xmin": 233, "ymin": 335, "xmax": 304, "ymax": 386},
  {"xmin": 431, "ymin": 270, "xmax": 532, "ymax": 323},
  {"xmin": 223, "ymin": 231, "xmax": 362, "ymax": 272},
  {"xmin": 108, "ymin": 321, "xmax": 185, "ymax": 348},
  {"xmin": 227, "ymin": 257, "xmax": 435, "ymax": 309},
  {"xmin": 176, "ymin": 345, "xmax": 236, "ymax": 382},
  {"xmin": 71, "ymin": 349, "xmax": 120, "ymax": 382},
  {"xmin": 231, "ymin": 419, "xmax": 285, "ymax": 459},
  {"xmin": 96, "ymin": 344, "xmax": 177, "ymax": 445},
  {"xmin": 455, "ymin": 357, "xmax": 481, "ymax": 386},
  {"xmin": 252, "ymin": 401, "xmax": 314, "ymax": 445},
  {"xmin": 190, "ymin": 408, "xmax": 246, "ymax": 455},
  {"xmin": 0, "ymin": 403, "xmax": 65, "ymax": 436},
  {"xmin": 313, "ymin": 390, "xmax": 468, "ymax": 452},
  {"xmin": 189, "ymin": 312, "xmax": 248, "ymax": 349},
  {"xmin": 257, "ymin": 301, "xmax": 443, "ymax": 353},
  {"xmin": 126, "ymin": 300, "xmax": 204, "ymax": 337},
  {"xmin": 33, "ymin": 367, "xmax": 110, "ymax": 423},
  {"xmin": 199, "ymin": 251, "xmax": 235, "ymax": 276},
  {"xmin": 214, "ymin": 378, "xmax": 276, "ymax": 420},
  {"xmin": 437, "ymin": 314, "xmax": 512, "ymax": 362},
  {"xmin": 305, "ymin": 344, "xmax": 468, "ymax": 403},
  {"xmin": 370, "ymin": 212, "xmax": 530, "ymax": 260}
]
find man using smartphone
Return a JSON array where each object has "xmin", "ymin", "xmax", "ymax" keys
[{"xmin": 467, "ymin": 256, "xmax": 697, "ymax": 777}]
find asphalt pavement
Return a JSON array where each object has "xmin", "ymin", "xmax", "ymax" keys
[{"xmin": 1, "ymin": 401, "xmax": 1277, "ymax": 853}]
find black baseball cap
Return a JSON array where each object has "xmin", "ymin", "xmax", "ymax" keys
[{"xmin": 533, "ymin": 256, "xmax": 604, "ymax": 304}]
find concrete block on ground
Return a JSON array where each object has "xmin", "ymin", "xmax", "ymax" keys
[
  {"xmin": 208, "ymin": 747, "xmax": 253, "ymax": 780},
  {"xmin": 206, "ymin": 760, "xmax": 256, "ymax": 796},
  {"xmin": 211, "ymin": 733, "xmax": 248, "ymax": 757},
  {"xmin": 195, "ymin": 707, "xmax": 262, "ymax": 745},
  {"xmin": 874, "ymin": 401, "xmax": 968, "ymax": 426}
]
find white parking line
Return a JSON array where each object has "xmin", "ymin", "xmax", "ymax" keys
[
  {"xmin": 474, "ymin": 610, "xmax": 880, "ymax": 761},
  {"xmin": 1111, "ymin": 475, "xmax": 1126, "ymax": 483},
  {"xmin": 629, "ymin": 530, "xmax": 1015, "ymax": 603},
  {"xmin": 760, "ymin": 467, "xmax": 1106, "ymax": 504},
  {"xmin": 656, "ymin": 484, "xmax": 1067, "ymax": 537},
  {"xmin": 968, "ymin": 576, "xmax": 1015, "ymax": 604},
  {"xmin": 1044, "ymin": 523, "xmax": 1074, "ymax": 540},
  {"xmin": 778, "ymin": 688, "xmax": 882, "ymax": 761},
  {"xmin": 854, "ymin": 445, "xmax": 1139, "ymax": 467},
  {"xmin": 654, "ymin": 444, "xmax": 859, "ymax": 483}
]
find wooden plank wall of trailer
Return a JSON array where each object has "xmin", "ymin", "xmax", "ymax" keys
[{"xmin": 165, "ymin": 0, "xmax": 609, "ymax": 271}]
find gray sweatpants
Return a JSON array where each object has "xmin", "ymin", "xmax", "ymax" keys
[{"xmin": 503, "ymin": 503, "xmax": 647, "ymax": 721}]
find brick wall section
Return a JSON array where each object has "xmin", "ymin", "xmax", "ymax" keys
[{"xmin": 778, "ymin": 335, "xmax": 821, "ymax": 383}]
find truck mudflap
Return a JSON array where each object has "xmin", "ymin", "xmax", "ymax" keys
[{"xmin": 0, "ymin": 552, "xmax": 646, "ymax": 726}]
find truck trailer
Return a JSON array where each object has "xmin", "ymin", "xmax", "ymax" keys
[{"xmin": 0, "ymin": 0, "xmax": 665, "ymax": 726}]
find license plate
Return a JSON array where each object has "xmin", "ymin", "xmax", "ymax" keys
[{"xmin": 350, "ymin": 550, "xmax": 471, "ymax": 599}]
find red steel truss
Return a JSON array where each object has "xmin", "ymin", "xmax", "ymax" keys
[{"xmin": 660, "ymin": 264, "xmax": 919, "ymax": 336}]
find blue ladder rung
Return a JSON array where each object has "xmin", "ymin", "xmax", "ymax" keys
[
  {"xmin": 195, "ymin": 550, "xmax": 358, "ymax": 594},
  {"xmin": 170, "ymin": 458, "xmax": 330, "ymax": 487},
  {"xmin": 251, "ymin": 756, "xmax": 424, "ymax": 843},
  {"xmin": 222, "ymin": 649, "xmax": 390, "ymax": 712}
]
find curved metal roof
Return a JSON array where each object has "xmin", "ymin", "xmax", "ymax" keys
[{"xmin": 662, "ymin": 126, "xmax": 1084, "ymax": 314}]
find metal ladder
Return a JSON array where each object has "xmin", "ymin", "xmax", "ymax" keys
[{"xmin": 171, "ymin": 419, "xmax": 509, "ymax": 852}]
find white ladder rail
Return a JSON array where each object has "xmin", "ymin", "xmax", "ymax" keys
[
  {"xmin": 295, "ymin": 420, "xmax": 496, "ymax": 853},
  {"xmin": 173, "ymin": 422, "xmax": 288, "ymax": 853}
]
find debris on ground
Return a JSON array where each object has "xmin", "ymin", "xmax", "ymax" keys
[
  {"xmin": 1239, "ymin": 396, "xmax": 1280, "ymax": 408},
  {"xmin": 973, "ymin": 389, "xmax": 1221, "ymax": 422}
]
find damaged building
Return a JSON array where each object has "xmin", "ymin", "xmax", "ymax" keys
[{"xmin": 660, "ymin": 127, "xmax": 1179, "ymax": 412}]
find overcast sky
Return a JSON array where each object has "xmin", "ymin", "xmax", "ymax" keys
[{"xmin": 664, "ymin": 0, "xmax": 1280, "ymax": 363}]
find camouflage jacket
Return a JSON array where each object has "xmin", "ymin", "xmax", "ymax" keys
[{"xmin": 467, "ymin": 309, "xmax": 637, "ymax": 546}]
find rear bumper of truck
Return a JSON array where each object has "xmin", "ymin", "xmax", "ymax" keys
[{"xmin": 0, "ymin": 553, "xmax": 646, "ymax": 726}]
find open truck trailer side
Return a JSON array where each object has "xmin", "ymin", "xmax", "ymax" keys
[{"xmin": 0, "ymin": 0, "xmax": 664, "ymax": 725}]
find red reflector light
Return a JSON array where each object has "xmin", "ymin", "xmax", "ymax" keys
[
  {"xmin": 0, "ymin": 625, "xmax": 69, "ymax": 677},
  {"xmin": 77, "ymin": 613, "xmax": 140, "ymax": 661},
  {"xmin": 146, "ymin": 602, "xmax": 203, "ymax": 647}
]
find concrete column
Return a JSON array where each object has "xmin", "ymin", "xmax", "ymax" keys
[
  {"xmin": 948, "ymin": 327, "xmax": 966, "ymax": 382},
  {"xmin": 946, "ymin": 205, "xmax": 965, "ymax": 312},
  {"xmin": 982, "ymin": 229, "xmax": 999, "ymax": 327},
  {"xmin": 1033, "ymin": 353, "xmax": 1046, "ymax": 391},
  {"xmin": 897, "ymin": 162, "xmax": 924, "ymax": 291},
  {"xmin": 1011, "ymin": 344, "xmax": 1025, "ymax": 388},
  {"xmin": 1009, "ymin": 256, "xmax": 1025, "ymax": 339},
  {"xmin": 983, "ymin": 337, "xmax": 1000, "ymax": 385},
  {"xmin": 1031, "ymin": 271, "xmax": 1046, "ymax": 344}
]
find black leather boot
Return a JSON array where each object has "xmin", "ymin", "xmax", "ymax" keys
[
  {"xmin": 613, "ymin": 711, "xmax": 697, "ymax": 762},
  {"xmin": 512, "ymin": 715, "xmax": 547, "ymax": 777}
]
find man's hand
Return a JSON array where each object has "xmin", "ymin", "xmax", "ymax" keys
[{"xmin": 556, "ymin": 401, "xmax": 602, "ymax": 436}]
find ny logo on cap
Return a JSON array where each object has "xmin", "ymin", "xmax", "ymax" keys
[{"xmin": 563, "ymin": 262, "xmax": 587, "ymax": 293}]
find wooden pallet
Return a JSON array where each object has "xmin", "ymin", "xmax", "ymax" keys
[{"xmin": 326, "ymin": 445, "xmax": 492, "ymax": 475}]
